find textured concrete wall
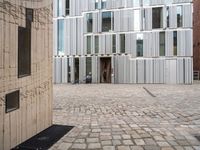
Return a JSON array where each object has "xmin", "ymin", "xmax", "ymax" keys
[
  {"xmin": 0, "ymin": 0, "xmax": 53, "ymax": 149},
  {"xmin": 194, "ymin": 0, "xmax": 200, "ymax": 71}
]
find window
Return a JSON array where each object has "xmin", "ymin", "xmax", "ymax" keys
[
  {"xmin": 143, "ymin": 0, "xmax": 150, "ymax": 6},
  {"xmin": 66, "ymin": 0, "xmax": 70, "ymax": 16},
  {"xmin": 152, "ymin": 7, "xmax": 163, "ymax": 29},
  {"xmin": 159, "ymin": 32, "xmax": 165, "ymax": 56},
  {"xmin": 166, "ymin": 6, "xmax": 170, "ymax": 28},
  {"xmin": 86, "ymin": 57, "xmax": 92, "ymax": 76},
  {"xmin": 177, "ymin": 6, "xmax": 183, "ymax": 28},
  {"xmin": 18, "ymin": 8, "xmax": 33, "ymax": 77},
  {"xmin": 58, "ymin": 0, "xmax": 62, "ymax": 16},
  {"xmin": 95, "ymin": 0, "xmax": 99, "ymax": 9},
  {"xmin": 68, "ymin": 58, "xmax": 71, "ymax": 83},
  {"xmin": 74, "ymin": 58, "xmax": 79, "ymax": 82},
  {"xmin": 120, "ymin": 34, "xmax": 125, "ymax": 53},
  {"xmin": 5, "ymin": 90, "xmax": 20, "ymax": 113},
  {"xmin": 101, "ymin": 0, "xmax": 107, "ymax": 9},
  {"xmin": 26, "ymin": 8, "xmax": 33, "ymax": 28},
  {"xmin": 58, "ymin": 19, "xmax": 64, "ymax": 55},
  {"xmin": 87, "ymin": 36, "xmax": 92, "ymax": 54},
  {"xmin": 112, "ymin": 34, "xmax": 116, "ymax": 53},
  {"xmin": 87, "ymin": 13, "xmax": 93, "ymax": 33},
  {"xmin": 173, "ymin": 31, "xmax": 177, "ymax": 56},
  {"xmin": 102, "ymin": 11, "xmax": 113, "ymax": 32},
  {"xmin": 133, "ymin": 0, "xmax": 140, "ymax": 7},
  {"xmin": 95, "ymin": 36, "xmax": 99, "ymax": 54},
  {"xmin": 137, "ymin": 34, "xmax": 143, "ymax": 57},
  {"xmin": 134, "ymin": 10, "xmax": 140, "ymax": 31},
  {"xmin": 18, "ymin": 27, "xmax": 31, "ymax": 77}
]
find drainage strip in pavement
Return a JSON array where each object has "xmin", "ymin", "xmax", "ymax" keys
[{"xmin": 143, "ymin": 87, "xmax": 156, "ymax": 97}]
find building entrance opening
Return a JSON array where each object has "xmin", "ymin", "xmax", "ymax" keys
[{"xmin": 100, "ymin": 57, "xmax": 111, "ymax": 83}]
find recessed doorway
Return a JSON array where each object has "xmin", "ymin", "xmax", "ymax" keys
[
  {"xmin": 74, "ymin": 58, "xmax": 79, "ymax": 83},
  {"xmin": 100, "ymin": 57, "xmax": 111, "ymax": 83}
]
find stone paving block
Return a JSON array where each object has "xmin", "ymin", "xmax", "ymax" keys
[
  {"xmin": 131, "ymin": 146, "xmax": 144, "ymax": 150},
  {"xmin": 134, "ymin": 139, "xmax": 145, "ymax": 145},
  {"xmin": 112, "ymin": 139, "xmax": 122, "ymax": 146},
  {"xmin": 122, "ymin": 134, "xmax": 131, "ymax": 139},
  {"xmin": 57, "ymin": 143, "xmax": 72, "ymax": 150},
  {"xmin": 101, "ymin": 140, "xmax": 112, "ymax": 146},
  {"xmin": 143, "ymin": 145, "xmax": 160, "ymax": 150},
  {"xmin": 87, "ymin": 138, "xmax": 99, "ymax": 143},
  {"xmin": 103, "ymin": 146, "xmax": 115, "ymax": 150},
  {"xmin": 117, "ymin": 146, "xmax": 131, "ymax": 150},
  {"xmin": 157, "ymin": 141, "xmax": 170, "ymax": 147},
  {"xmin": 123, "ymin": 140, "xmax": 134, "ymax": 145},
  {"xmin": 88, "ymin": 143, "xmax": 101, "ymax": 149},
  {"xmin": 71, "ymin": 143, "xmax": 87, "ymax": 149}
]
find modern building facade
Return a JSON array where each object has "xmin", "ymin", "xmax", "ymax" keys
[
  {"xmin": 193, "ymin": 0, "xmax": 200, "ymax": 79},
  {"xmin": 0, "ymin": 0, "xmax": 53, "ymax": 149},
  {"xmin": 53, "ymin": 0, "xmax": 193, "ymax": 84}
]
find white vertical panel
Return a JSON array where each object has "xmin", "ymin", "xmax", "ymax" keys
[
  {"xmin": 145, "ymin": 8, "xmax": 152, "ymax": 30},
  {"xmin": 99, "ymin": 34, "xmax": 106, "ymax": 54},
  {"xmin": 114, "ymin": 11, "xmax": 120, "ymax": 32},
  {"xmin": 106, "ymin": 34, "xmax": 112, "ymax": 54},
  {"xmin": 165, "ymin": 59, "xmax": 177, "ymax": 84},
  {"xmin": 125, "ymin": 55, "xmax": 130, "ymax": 83},
  {"xmin": 65, "ymin": 19, "xmax": 70, "ymax": 55},
  {"xmin": 116, "ymin": 34, "xmax": 120, "ymax": 54},
  {"xmin": 177, "ymin": 58, "xmax": 184, "ymax": 84},
  {"xmin": 130, "ymin": 33, "xmax": 136, "ymax": 57},
  {"xmin": 130, "ymin": 59, "xmax": 137, "ymax": 83},
  {"xmin": 125, "ymin": 34, "xmax": 131, "ymax": 54},
  {"xmin": 165, "ymin": 31, "xmax": 173, "ymax": 56},
  {"xmin": 79, "ymin": 56, "xmax": 86, "ymax": 83},
  {"xmin": 55, "ymin": 57, "xmax": 62, "ymax": 84},
  {"xmin": 184, "ymin": 58, "xmax": 193, "ymax": 84},
  {"xmin": 183, "ymin": 4, "xmax": 192, "ymax": 28},
  {"xmin": 185, "ymin": 29, "xmax": 193, "ymax": 57},
  {"xmin": 53, "ymin": 20, "xmax": 58, "ymax": 55},
  {"xmin": 145, "ymin": 59, "xmax": 153, "ymax": 84},
  {"xmin": 62, "ymin": 56, "xmax": 68, "ymax": 83},
  {"xmin": 70, "ymin": 57, "xmax": 75, "ymax": 83},
  {"xmin": 93, "ymin": 12, "xmax": 98, "ymax": 33},
  {"xmin": 177, "ymin": 30, "xmax": 185, "ymax": 56},
  {"xmin": 92, "ymin": 56, "xmax": 98, "ymax": 83},
  {"xmin": 169, "ymin": 6, "xmax": 177, "ymax": 28},
  {"xmin": 137, "ymin": 59, "xmax": 145, "ymax": 83}
]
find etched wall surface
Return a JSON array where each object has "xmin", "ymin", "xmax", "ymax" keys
[
  {"xmin": 194, "ymin": 0, "xmax": 200, "ymax": 72},
  {"xmin": 0, "ymin": 0, "xmax": 53, "ymax": 149}
]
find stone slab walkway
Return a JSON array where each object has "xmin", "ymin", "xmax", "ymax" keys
[{"xmin": 51, "ymin": 84, "xmax": 200, "ymax": 150}]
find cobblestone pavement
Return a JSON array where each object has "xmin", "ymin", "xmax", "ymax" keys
[{"xmin": 51, "ymin": 83, "xmax": 200, "ymax": 150}]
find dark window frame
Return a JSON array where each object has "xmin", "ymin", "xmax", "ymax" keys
[
  {"xmin": 66, "ymin": 0, "xmax": 70, "ymax": 16},
  {"xmin": 159, "ymin": 32, "xmax": 165, "ymax": 56},
  {"xmin": 152, "ymin": 7, "xmax": 163, "ymax": 29},
  {"xmin": 102, "ymin": 11, "xmax": 113, "ymax": 32},
  {"xmin": 120, "ymin": 34, "xmax": 125, "ymax": 53},
  {"xmin": 18, "ymin": 27, "xmax": 31, "ymax": 78}
]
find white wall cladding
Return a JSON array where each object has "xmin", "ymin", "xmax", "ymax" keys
[
  {"xmin": 53, "ymin": 56, "xmax": 193, "ymax": 84},
  {"xmin": 54, "ymin": 0, "xmax": 193, "ymax": 84}
]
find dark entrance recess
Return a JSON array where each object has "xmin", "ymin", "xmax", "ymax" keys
[
  {"xmin": 74, "ymin": 58, "xmax": 79, "ymax": 83},
  {"xmin": 100, "ymin": 57, "xmax": 111, "ymax": 83},
  {"xmin": 12, "ymin": 125, "xmax": 74, "ymax": 150}
]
